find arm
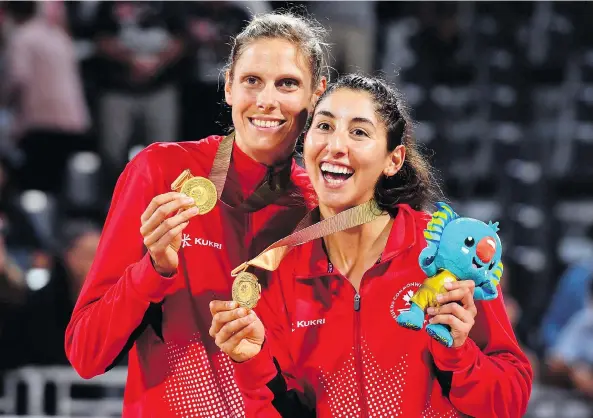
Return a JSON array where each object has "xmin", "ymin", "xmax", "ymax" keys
[
  {"xmin": 547, "ymin": 309, "xmax": 587, "ymax": 365},
  {"xmin": 547, "ymin": 309, "xmax": 593, "ymax": 396},
  {"xmin": 154, "ymin": 5, "xmax": 186, "ymax": 73},
  {"xmin": 93, "ymin": 2, "xmax": 132, "ymax": 66},
  {"xmin": 65, "ymin": 158, "xmax": 178, "ymax": 379},
  {"xmin": 429, "ymin": 287, "xmax": 533, "ymax": 418},
  {"xmin": 2, "ymin": 36, "xmax": 30, "ymax": 108},
  {"xmin": 234, "ymin": 340, "xmax": 314, "ymax": 418},
  {"xmin": 96, "ymin": 37, "xmax": 132, "ymax": 65},
  {"xmin": 540, "ymin": 264, "xmax": 590, "ymax": 349},
  {"xmin": 154, "ymin": 38, "xmax": 184, "ymax": 72},
  {"xmin": 237, "ymin": 270, "xmax": 314, "ymax": 418},
  {"xmin": 569, "ymin": 365, "xmax": 593, "ymax": 398},
  {"xmin": 212, "ymin": 268, "xmax": 314, "ymax": 417}
]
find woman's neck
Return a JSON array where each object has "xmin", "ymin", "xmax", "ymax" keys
[
  {"xmin": 322, "ymin": 208, "xmax": 393, "ymax": 292},
  {"xmin": 234, "ymin": 131, "xmax": 294, "ymax": 167}
]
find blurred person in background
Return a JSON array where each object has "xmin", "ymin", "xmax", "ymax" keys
[
  {"xmin": 0, "ymin": 220, "xmax": 100, "ymax": 370},
  {"xmin": 181, "ymin": 1, "xmax": 250, "ymax": 142},
  {"xmin": 0, "ymin": 154, "xmax": 47, "ymax": 271},
  {"xmin": 546, "ymin": 277, "xmax": 593, "ymax": 399},
  {"xmin": 409, "ymin": 2, "xmax": 474, "ymax": 85},
  {"xmin": 308, "ymin": 1, "xmax": 376, "ymax": 74},
  {"xmin": 0, "ymin": 215, "xmax": 26, "ymax": 340},
  {"xmin": 539, "ymin": 224, "xmax": 593, "ymax": 386},
  {"xmin": 93, "ymin": 1, "xmax": 186, "ymax": 184},
  {"xmin": 2, "ymin": 1, "xmax": 90, "ymax": 195}
]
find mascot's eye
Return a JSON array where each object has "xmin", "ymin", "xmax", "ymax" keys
[
  {"xmin": 464, "ymin": 237, "xmax": 475, "ymax": 247},
  {"xmin": 489, "ymin": 262, "xmax": 495, "ymax": 270}
]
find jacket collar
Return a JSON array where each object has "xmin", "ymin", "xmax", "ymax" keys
[{"xmin": 292, "ymin": 204, "xmax": 419, "ymax": 279}]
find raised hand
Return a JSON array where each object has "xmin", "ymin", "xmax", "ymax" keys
[
  {"xmin": 427, "ymin": 280, "xmax": 478, "ymax": 348},
  {"xmin": 140, "ymin": 192, "xmax": 198, "ymax": 276},
  {"xmin": 209, "ymin": 300, "xmax": 265, "ymax": 363}
]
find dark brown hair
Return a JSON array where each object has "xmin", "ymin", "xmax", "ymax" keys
[
  {"xmin": 227, "ymin": 11, "xmax": 329, "ymax": 87},
  {"xmin": 314, "ymin": 74, "xmax": 443, "ymax": 214}
]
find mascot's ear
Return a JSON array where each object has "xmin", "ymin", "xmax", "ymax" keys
[
  {"xmin": 488, "ymin": 220, "xmax": 500, "ymax": 233},
  {"xmin": 420, "ymin": 202, "xmax": 460, "ymax": 277}
]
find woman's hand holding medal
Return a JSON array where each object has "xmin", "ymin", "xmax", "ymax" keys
[
  {"xmin": 140, "ymin": 192, "xmax": 199, "ymax": 276},
  {"xmin": 209, "ymin": 300, "xmax": 265, "ymax": 363}
]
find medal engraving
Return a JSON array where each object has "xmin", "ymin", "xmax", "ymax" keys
[
  {"xmin": 232, "ymin": 271, "xmax": 261, "ymax": 309},
  {"xmin": 172, "ymin": 171, "xmax": 218, "ymax": 215}
]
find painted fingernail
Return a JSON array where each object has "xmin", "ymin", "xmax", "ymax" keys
[
  {"xmin": 444, "ymin": 282, "xmax": 453, "ymax": 290},
  {"xmin": 427, "ymin": 307, "xmax": 435, "ymax": 315},
  {"xmin": 436, "ymin": 294, "xmax": 444, "ymax": 302},
  {"xmin": 184, "ymin": 197, "xmax": 194, "ymax": 204},
  {"xmin": 228, "ymin": 301, "xmax": 237, "ymax": 309},
  {"xmin": 188, "ymin": 206, "xmax": 199, "ymax": 214},
  {"xmin": 429, "ymin": 318, "xmax": 435, "ymax": 324}
]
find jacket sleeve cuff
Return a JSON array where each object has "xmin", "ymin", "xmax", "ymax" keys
[
  {"xmin": 430, "ymin": 337, "xmax": 480, "ymax": 372},
  {"xmin": 129, "ymin": 253, "xmax": 178, "ymax": 303},
  {"xmin": 233, "ymin": 341, "xmax": 278, "ymax": 390}
]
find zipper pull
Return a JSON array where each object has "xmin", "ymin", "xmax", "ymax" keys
[{"xmin": 354, "ymin": 293, "xmax": 361, "ymax": 311}]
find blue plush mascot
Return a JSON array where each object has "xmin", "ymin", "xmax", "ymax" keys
[{"xmin": 396, "ymin": 202, "xmax": 504, "ymax": 347}]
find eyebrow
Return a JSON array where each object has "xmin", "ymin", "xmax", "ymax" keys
[
  {"xmin": 238, "ymin": 70, "xmax": 303, "ymax": 81},
  {"xmin": 351, "ymin": 117, "xmax": 375, "ymax": 127},
  {"xmin": 316, "ymin": 110, "xmax": 335, "ymax": 118},
  {"xmin": 315, "ymin": 110, "xmax": 376, "ymax": 127}
]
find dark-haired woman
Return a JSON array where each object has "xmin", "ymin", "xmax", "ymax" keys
[
  {"xmin": 210, "ymin": 74, "xmax": 533, "ymax": 417},
  {"xmin": 65, "ymin": 12, "xmax": 328, "ymax": 417}
]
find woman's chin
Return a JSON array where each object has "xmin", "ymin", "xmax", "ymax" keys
[{"xmin": 318, "ymin": 196, "xmax": 356, "ymax": 216}]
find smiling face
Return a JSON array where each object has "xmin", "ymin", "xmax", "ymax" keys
[
  {"xmin": 225, "ymin": 38, "xmax": 325, "ymax": 166},
  {"xmin": 303, "ymin": 88, "xmax": 405, "ymax": 217}
]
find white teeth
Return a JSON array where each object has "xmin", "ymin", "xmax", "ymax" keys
[
  {"xmin": 252, "ymin": 119, "xmax": 281, "ymax": 128},
  {"xmin": 326, "ymin": 177, "xmax": 346, "ymax": 184},
  {"xmin": 320, "ymin": 162, "xmax": 354, "ymax": 174}
]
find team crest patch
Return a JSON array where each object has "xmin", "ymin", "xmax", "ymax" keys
[{"xmin": 390, "ymin": 282, "xmax": 422, "ymax": 322}]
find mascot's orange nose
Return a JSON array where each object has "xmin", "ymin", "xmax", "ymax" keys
[{"xmin": 476, "ymin": 237, "xmax": 496, "ymax": 263}]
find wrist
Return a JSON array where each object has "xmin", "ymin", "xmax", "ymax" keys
[
  {"xmin": 452, "ymin": 337, "xmax": 468, "ymax": 349},
  {"xmin": 231, "ymin": 341, "xmax": 264, "ymax": 363},
  {"xmin": 430, "ymin": 337, "xmax": 479, "ymax": 372},
  {"xmin": 232, "ymin": 340, "xmax": 277, "ymax": 391},
  {"xmin": 129, "ymin": 254, "xmax": 177, "ymax": 303},
  {"xmin": 150, "ymin": 256, "xmax": 176, "ymax": 277}
]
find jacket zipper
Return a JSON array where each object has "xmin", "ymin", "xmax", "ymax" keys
[{"xmin": 353, "ymin": 292, "xmax": 368, "ymax": 418}]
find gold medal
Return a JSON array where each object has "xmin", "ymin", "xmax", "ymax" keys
[
  {"xmin": 171, "ymin": 169, "xmax": 218, "ymax": 215},
  {"xmin": 180, "ymin": 177, "xmax": 217, "ymax": 215},
  {"xmin": 232, "ymin": 271, "xmax": 261, "ymax": 309}
]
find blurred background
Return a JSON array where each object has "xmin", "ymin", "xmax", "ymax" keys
[{"xmin": 0, "ymin": 1, "xmax": 592, "ymax": 417}]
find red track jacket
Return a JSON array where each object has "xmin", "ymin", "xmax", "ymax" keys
[
  {"xmin": 65, "ymin": 136, "xmax": 314, "ymax": 417},
  {"xmin": 234, "ymin": 204, "xmax": 533, "ymax": 418}
]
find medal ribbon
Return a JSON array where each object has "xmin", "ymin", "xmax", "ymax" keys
[{"xmin": 231, "ymin": 199, "xmax": 385, "ymax": 276}]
